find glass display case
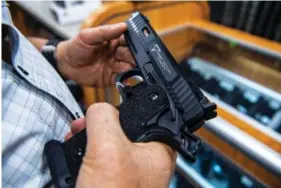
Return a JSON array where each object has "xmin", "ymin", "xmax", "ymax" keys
[
  {"xmin": 180, "ymin": 33, "xmax": 281, "ymax": 133},
  {"xmin": 162, "ymin": 26, "xmax": 281, "ymax": 187},
  {"xmin": 170, "ymin": 142, "xmax": 266, "ymax": 188}
]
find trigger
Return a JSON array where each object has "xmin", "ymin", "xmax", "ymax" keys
[
  {"xmin": 116, "ymin": 68, "xmax": 142, "ymax": 100},
  {"xmin": 115, "ymin": 68, "xmax": 142, "ymax": 86}
]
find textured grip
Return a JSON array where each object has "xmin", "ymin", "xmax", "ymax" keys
[
  {"xmin": 61, "ymin": 82, "xmax": 169, "ymax": 181},
  {"xmin": 118, "ymin": 82, "xmax": 169, "ymax": 141}
]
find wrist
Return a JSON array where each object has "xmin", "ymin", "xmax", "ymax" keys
[{"xmin": 41, "ymin": 39, "xmax": 70, "ymax": 80}]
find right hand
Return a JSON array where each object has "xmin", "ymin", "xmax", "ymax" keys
[
  {"xmin": 75, "ymin": 103, "xmax": 177, "ymax": 188},
  {"xmin": 56, "ymin": 23, "xmax": 134, "ymax": 87}
]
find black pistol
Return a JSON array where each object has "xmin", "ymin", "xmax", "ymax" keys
[{"xmin": 44, "ymin": 12, "xmax": 217, "ymax": 188}]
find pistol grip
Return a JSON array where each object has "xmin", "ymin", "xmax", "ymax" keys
[
  {"xmin": 118, "ymin": 82, "xmax": 169, "ymax": 141},
  {"xmin": 46, "ymin": 82, "xmax": 173, "ymax": 185}
]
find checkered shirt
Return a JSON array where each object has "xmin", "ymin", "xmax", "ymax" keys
[{"xmin": 2, "ymin": 2, "xmax": 83, "ymax": 187}]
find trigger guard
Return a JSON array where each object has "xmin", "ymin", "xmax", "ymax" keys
[
  {"xmin": 115, "ymin": 68, "xmax": 142, "ymax": 88},
  {"xmin": 136, "ymin": 128, "xmax": 196, "ymax": 162}
]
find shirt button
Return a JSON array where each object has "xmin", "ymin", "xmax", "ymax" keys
[{"xmin": 75, "ymin": 112, "xmax": 80, "ymax": 118}]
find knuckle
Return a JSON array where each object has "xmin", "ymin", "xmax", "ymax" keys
[
  {"xmin": 97, "ymin": 26, "xmax": 104, "ymax": 33},
  {"xmin": 100, "ymin": 25, "xmax": 111, "ymax": 31},
  {"xmin": 87, "ymin": 103, "xmax": 103, "ymax": 115},
  {"xmin": 119, "ymin": 47, "xmax": 126, "ymax": 53},
  {"xmin": 87, "ymin": 103, "xmax": 117, "ymax": 116},
  {"xmin": 99, "ymin": 102, "xmax": 115, "ymax": 112},
  {"xmin": 98, "ymin": 25, "xmax": 110, "ymax": 40},
  {"xmin": 78, "ymin": 29, "xmax": 90, "ymax": 42}
]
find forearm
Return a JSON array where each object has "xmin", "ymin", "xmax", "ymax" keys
[{"xmin": 28, "ymin": 37, "xmax": 48, "ymax": 52}]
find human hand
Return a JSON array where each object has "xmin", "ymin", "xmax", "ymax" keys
[
  {"xmin": 65, "ymin": 118, "xmax": 86, "ymax": 141},
  {"xmin": 67, "ymin": 103, "xmax": 177, "ymax": 188},
  {"xmin": 56, "ymin": 23, "xmax": 134, "ymax": 87}
]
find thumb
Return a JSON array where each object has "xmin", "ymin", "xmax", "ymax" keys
[
  {"xmin": 79, "ymin": 23, "xmax": 127, "ymax": 45},
  {"xmin": 85, "ymin": 103, "xmax": 127, "ymax": 149}
]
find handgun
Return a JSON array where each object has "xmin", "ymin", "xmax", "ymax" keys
[{"xmin": 44, "ymin": 12, "xmax": 217, "ymax": 188}]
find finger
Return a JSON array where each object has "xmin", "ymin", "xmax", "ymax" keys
[
  {"xmin": 112, "ymin": 61, "xmax": 133, "ymax": 73},
  {"xmin": 71, "ymin": 118, "xmax": 86, "ymax": 135},
  {"xmin": 109, "ymin": 71, "xmax": 125, "ymax": 87},
  {"xmin": 79, "ymin": 23, "xmax": 127, "ymax": 45},
  {"xmin": 85, "ymin": 103, "xmax": 127, "ymax": 146},
  {"xmin": 119, "ymin": 35, "xmax": 127, "ymax": 46},
  {"xmin": 110, "ymin": 72, "xmax": 117, "ymax": 87},
  {"xmin": 64, "ymin": 132, "xmax": 73, "ymax": 141},
  {"xmin": 115, "ymin": 47, "xmax": 135, "ymax": 65},
  {"xmin": 65, "ymin": 118, "xmax": 86, "ymax": 141}
]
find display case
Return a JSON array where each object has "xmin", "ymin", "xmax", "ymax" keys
[
  {"xmin": 170, "ymin": 142, "xmax": 266, "ymax": 188},
  {"xmin": 165, "ymin": 26, "xmax": 281, "ymax": 187},
  {"xmin": 182, "ymin": 30, "xmax": 281, "ymax": 136}
]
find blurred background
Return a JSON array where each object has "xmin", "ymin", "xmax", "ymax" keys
[{"xmin": 8, "ymin": 1, "xmax": 281, "ymax": 187}]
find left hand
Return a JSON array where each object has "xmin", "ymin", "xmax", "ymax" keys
[
  {"xmin": 65, "ymin": 104, "xmax": 176, "ymax": 188},
  {"xmin": 56, "ymin": 23, "xmax": 134, "ymax": 87},
  {"xmin": 65, "ymin": 118, "xmax": 86, "ymax": 141}
]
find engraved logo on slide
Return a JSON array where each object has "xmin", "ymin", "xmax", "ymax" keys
[
  {"xmin": 151, "ymin": 44, "xmax": 171, "ymax": 74},
  {"xmin": 151, "ymin": 44, "xmax": 161, "ymax": 52}
]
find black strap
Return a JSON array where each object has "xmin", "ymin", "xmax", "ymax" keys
[
  {"xmin": 42, "ymin": 39, "xmax": 61, "ymax": 70},
  {"xmin": 41, "ymin": 39, "xmax": 67, "ymax": 80}
]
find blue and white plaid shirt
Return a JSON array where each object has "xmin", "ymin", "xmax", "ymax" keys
[{"xmin": 2, "ymin": 2, "xmax": 83, "ymax": 187}]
